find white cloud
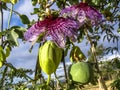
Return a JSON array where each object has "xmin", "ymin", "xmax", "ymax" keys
[
  {"xmin": 7, "ymin": 40, "xmax": 39, "ymax": 69},
  {"xmin": 4, "ymin": 1, "xmax": 39, "ymax": 70},
  {"xmin": 3, "ymin": 10, "xmax": 9, "ymax": 29}
]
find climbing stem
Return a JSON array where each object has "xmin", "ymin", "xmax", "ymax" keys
[
  {"xmin": 0, "ymin": 66, "xmax": 8, "ymax": 88},
  {"xmin": 54, "ymin": 72, "xmax": 63, "ymax": 88},
  {"xmin": 84, "ymin": 29, "xmax": 99, "ymax": 71},
  {"xmin": 62, "ymin": 51, "xmax": 68, "ymax": 83},
  {"xmin": 8, "ymin": 4, "xmax": 13, "ymax": 29},
  {"xmin": 0, "ymin": 2, "xmax": 3, "ymax": 45},
  {"xmin": 84, "ymin": 29, "xmax": 107, "ymax": 90}
]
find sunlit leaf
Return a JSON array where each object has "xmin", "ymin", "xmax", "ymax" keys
[
  {"xmin": 117, "ymin": 28, "xmax": 120, "ymax": 34},
  {"xmin": 5, "ymin": 46, "xmax": 11, "ymax": 57},
  {"xmin": 0, "ymin": 46, "xmax": 6, "ymax": 62},
  {"xmin": 92, "ymin": 0, "xmax": 100, "ymax": 5},
  {"xmin": 7, "ymin": 29, "xmax": 19, "ymax": 46},
  {"xmin": 11, "ymin": 26, "xmax": 26, "ymax": 39},
  {"xmin": 0, "ymin": 61, "xmax": 3, "ymax": 68}
]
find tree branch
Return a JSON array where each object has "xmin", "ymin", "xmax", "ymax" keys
[
  {"xmin": 7, "ymin": 4, "xmax": 13, "ymax": 29},
  {"xmin": 0, "ymin": 2, "xmax": 3, "ymax": 45},
  {"xmin": 84, "ymin": 28, "xmax": 107, "ymax": 90}
]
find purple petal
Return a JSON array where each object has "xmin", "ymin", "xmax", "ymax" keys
[
  {"xmin": 24, "ymin": 25, "xmax": 46, "ymax": 42},
  {"xmin": 47, "ymin": 17, "xmax": 79, "ymax": 48},
  {"xmin": 24, "ymin": 16, "xmax": 79, "ymax": 48},
  {"xmin": 60, "ymin": 2, "xmax": 103, "ymax": 26}
]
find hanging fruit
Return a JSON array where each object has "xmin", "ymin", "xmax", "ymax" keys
[
  {"xmin": 39, "ymin": 40, "xmax": 63, "ymax": 84},
  {"xmin": 68, "ymin": 62, "xmax": 92, "ymax": 84}
]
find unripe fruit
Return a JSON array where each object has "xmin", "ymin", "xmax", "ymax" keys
[
  {"xmin": 39, "ymin": 40, "xmax": 63, "ymax": 75},
  {"xmin": 69, "ymin": 62, "xmax": 91, "ymax": 84}
]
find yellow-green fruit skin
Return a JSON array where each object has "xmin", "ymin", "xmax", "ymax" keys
[
  {"xmin": 69, "ymin": 62, "xmax": 91, "ymax": 84},
  {"xmin": 0, "ymin": 61, "xmax": 3, "ymax": 68},
  {"xmin": 39, "ymin": 41, "xmax": 63, "ymax": 75}
]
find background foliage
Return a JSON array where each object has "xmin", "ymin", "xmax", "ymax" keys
[{"xmin": 0, "ymin": 0, "xmax": 120, "ymax": 89}]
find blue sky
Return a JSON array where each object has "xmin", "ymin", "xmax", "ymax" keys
[
  {"xmin": 4, "ymin": 0, "xmax": 38, "ymax": 69},
  {"xmin": 3, "ymin": 0, "xmax": 120, "ymax": 72},
  {"xmin": 4, "ymin": 0, "xmax": 62, "ymax": 72}
]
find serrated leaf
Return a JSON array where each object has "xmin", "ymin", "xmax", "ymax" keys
[{"xmin": 20, "ymin": 14, "xmax": 30, "ymax": 24}]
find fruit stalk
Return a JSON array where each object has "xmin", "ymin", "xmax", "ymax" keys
[
  {"xmin": 39, "ymin": 41, "xmax": 63, "ymax": 85},
  {"xmin": 63, "ymin": 55, "xmax": 68, "ymax": 83},
  {"xmin": 47, "ymin": 75, "xmax": 51, "ymax": 85},
  {"xmin": 8, "ymin": 4, "xmax": 13, "ymax": 29}
]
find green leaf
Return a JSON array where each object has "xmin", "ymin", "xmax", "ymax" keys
[
  {"xmin": 68, "ymin": 0, "xmax": 79, "ymax": 5},
  {"xmin": 11, "ymin": 26, "xmax": 26, "ymax": 31},
  {"xmin": 1, "ymin": 3, "xmax": 8, "ymax": 11},
  {"xmin": 32, "ymin": 0, "xmax": 38, "ymax": 6},
  {"xmin": 11, "ymin": 26, "xmax": 26, "ymax": 39},
  {"xmin": 7, "ymin": 29, "xmax": 19, "ymax": 46},
  {"xmin": 20, "ymin": 14, "xmax": 30, "ymax": 24},
  {"xmin": 1, "ymin": 0, "xmax": 10, "ymax": 3},
  {"xmin": 92, "ymin": 0, "xmax": 100, "ymax": 5},
  {"xmin": 0, "ymin": 46, "xmax": 6, "ymax": 62},
  {"xmin": 5, "ymin": 46, "xmax": 11, "ymax": 57},
  {"xmin": 56, "ymin": 0, "xmax": 65, "ymax": 9},
  {"xmin": 117, "ymin": 28, "xmax": 120, "ymax": 34}
]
